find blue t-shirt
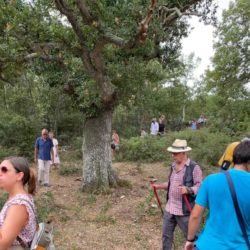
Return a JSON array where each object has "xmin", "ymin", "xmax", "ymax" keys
[
  {"xmin": 35, "ymin": 137, "xmax": 53, "ymax": 160},
  {"xmin": 195, "ymin": 169, "xmax": 250, "ymax": 250}
]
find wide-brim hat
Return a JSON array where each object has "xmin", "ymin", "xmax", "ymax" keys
[{"xmin": 167, "ymin": 139, "xmax": 192, "ymax": 153}]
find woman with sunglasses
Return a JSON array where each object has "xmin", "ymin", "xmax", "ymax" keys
[{"xmin": 0, "ymin": 156, "xmax": 37, "ymax": 250}]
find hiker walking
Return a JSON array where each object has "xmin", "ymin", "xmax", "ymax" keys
[
  {"xmin": 152, "ymin": 139, "xmax": 202, "ymax": 250},
  {"xmin": 185, "ymin": 140, "xmax": 250, "ymax": 250},
  {"xmin": 49, "ymin": 131, "xmax": 60, "ymax": 169},
  {"xmin": 34, "ymin": 128, "xmax": 54, "ymax": 187}
]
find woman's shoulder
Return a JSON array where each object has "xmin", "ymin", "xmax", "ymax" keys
[{"xmin": 8, "ymin": 194, "xmax": 34, "ymax": 209}]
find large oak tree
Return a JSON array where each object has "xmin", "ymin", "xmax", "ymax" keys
[{"xmin": 0, "ymin": 0, "xmax": 215, "ymax": 191}]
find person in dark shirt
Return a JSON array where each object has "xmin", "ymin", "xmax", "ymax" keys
[
  {"xmin": 34, "ymin": 129, "xmax": 54, "ymax": 187},
  {"xmin": 158, "ymin": 115, "xmax": 166, "ymax": 136}
]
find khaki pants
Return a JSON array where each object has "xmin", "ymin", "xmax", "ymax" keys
[{"xmin": 38, "ymin": 159, "xmax": 51, "ymax": 185}]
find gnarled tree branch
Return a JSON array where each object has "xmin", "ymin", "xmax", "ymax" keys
[
  {"xmin": 55, "ymin": 0, "xmax": 96, "ymax": 77},
  {"xmin": 91, "ymin": 0, "xmax": 158, "ymax": 50},
  {"xmin": 75, "ymin": 0, "xmax": 95, "ymax": 25}
]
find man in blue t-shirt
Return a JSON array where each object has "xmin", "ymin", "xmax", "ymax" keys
[
  {"xmin": 185, "ymin": 140, "xmax": 250, "ymax": 250},
  {"xmin": 34, "ymin": 128, "xmax": 54, "ymax": 187}
]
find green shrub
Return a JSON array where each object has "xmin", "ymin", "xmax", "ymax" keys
[
  {"xmin": 0, "ymin": 112, "xmax": 35, "ymax": 158},
  {"xmin": 117, "ymin": 135, "xmax": 169, "ymax": 162},
  {"xmin": 117, "ymin": 129, "xmax": 233, "ymax": 169},
  {"xmin": 0, "ymin": 192, "xmax": 8, "ymax": 208},
  {"xmin": 0, "ymin": 147, "xmax": 19, "ymax": 161}
]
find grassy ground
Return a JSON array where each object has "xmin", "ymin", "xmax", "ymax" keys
[{"xmin": 38, "ymin": 161, "xmax": 188, "ymax": 250}]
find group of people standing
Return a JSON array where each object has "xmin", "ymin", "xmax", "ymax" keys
[
  {"xmin": 153, "ymin": 137, "xmax": 250, "ymax": 250},
  {"xmin": 190, "ymin": 115, "xmax": 207, "ymax": 131},
  {"xmin": 150, "ymin": 115, "xmax": 166, "ymax": 136}
]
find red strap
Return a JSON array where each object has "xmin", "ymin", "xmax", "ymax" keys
[{"xmin": 183, "ymin": 194, "xmax": 192, "ymax": 212}]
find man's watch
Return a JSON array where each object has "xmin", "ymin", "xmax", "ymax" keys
[{"xmin": 186, "ymin": 237, "xmax": 196, "ymax": 242}]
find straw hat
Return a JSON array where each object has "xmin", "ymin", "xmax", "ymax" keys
[{"xmin": 167, "ymin": 139, "xmax": 192, "ymax": 153}]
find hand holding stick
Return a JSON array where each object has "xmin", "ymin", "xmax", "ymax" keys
[{"xmin": 148, "ymin": 176, "xmax": 164, "ymax": 216}]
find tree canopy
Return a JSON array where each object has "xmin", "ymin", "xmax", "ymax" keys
[
  {"xmin": 0, "ymin": 0, "xmax": 219, "ymax": 191},
  {"xmin": 201, "ymin": 0, "xmax": 250, "ymax": 134}
]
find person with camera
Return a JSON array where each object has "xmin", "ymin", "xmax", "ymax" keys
[
  {"xmin": 185, "ymin": 140, "xmax": 250, "ymax": 250},
  {"xmin": 0, "ymin": 156, "xmax": 37, "ymax": 249}
]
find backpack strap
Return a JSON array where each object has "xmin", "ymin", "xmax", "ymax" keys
[
  {"xmin": 223, "ymin": 171, "xmax": 250, "ymax": 250},
  {"xmin": 183, "ymin": 160, "xmax": 197, "ymax": 189},
  {"xmin": 166, "ymin": 164, "xmax": 174, "ymax": 201},
  {"xmin": 16, "ymin": 235, "xmax": 28, "ymax": 249}
]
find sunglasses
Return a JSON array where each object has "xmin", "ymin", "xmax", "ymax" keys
[
  {"xmin": 0, "ymin": 166, "xmax": 21, "ymax": 174},
  {"xmin": 0, "ymin": 166, "xmax": 9, "ymax": 174},
  {"xmin": 42, "ymin": 133, "xmax": 48, "ymax": 136}
]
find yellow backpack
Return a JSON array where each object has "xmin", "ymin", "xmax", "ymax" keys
[{"xmin": 218, "ymin": 141, "xmax": 240, "ymax": 170}]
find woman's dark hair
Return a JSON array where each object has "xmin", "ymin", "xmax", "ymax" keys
[
  {"xmin": 233, "ymin": 141, "xmax": 250, "ymax": 165},
  {"xmin": 5, "ymin": 156, "xmax": 36, "ymax": 195}
]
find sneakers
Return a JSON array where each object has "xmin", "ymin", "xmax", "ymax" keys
[
  {"xmin": 38, "ymin": 181, "xmax": 51, "ymax": 187},
  {"xmin": 43, "ymin": 183, "xmax": 51, "ymax": 187}
]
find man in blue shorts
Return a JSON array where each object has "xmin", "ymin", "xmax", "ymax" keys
[
  {"xmin": 185, "ymin": 140, "xmax": 250, "ymax": 250},
  {"xmin": 34, "ymin": 128, "xmax": 54, "ymax": 187}
]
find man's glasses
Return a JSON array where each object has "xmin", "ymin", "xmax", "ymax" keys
[{"xmin": 42, "ymin": 133, "xmax": 48, "ymax": 136}]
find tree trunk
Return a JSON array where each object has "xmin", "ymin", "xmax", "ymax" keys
[{"xmin": 81, "ymin": 109, "xmax": 118, "ymax": 192}]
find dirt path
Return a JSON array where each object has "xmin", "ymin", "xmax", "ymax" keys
[{"xmin": 37, "ymin": 162, "xmax": 183, "ymax": 250}]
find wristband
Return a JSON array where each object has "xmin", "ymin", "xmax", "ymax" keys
[{"xmin": 187, "ymin": 237, "xmax": 196, "ymax": 242}]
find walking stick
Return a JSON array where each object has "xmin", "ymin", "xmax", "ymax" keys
[
  {"xmin": 183, "ymin": 194, "xmax": 192, "ymax": 213},
  {"xmin": 149, "ymin": 177, "xmax": 164, "ymax": 216}
]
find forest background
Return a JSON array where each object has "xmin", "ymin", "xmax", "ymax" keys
[
  {"xmin": 0, "ymin": 0, "xmax": 249, "ymax": 166},
  {"xmin": 0, "ymin": 0, "xmax": 249, "ymax": 248}
]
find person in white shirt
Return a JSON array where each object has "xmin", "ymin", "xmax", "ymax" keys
[
  {"xmin": 150, "ymin": 118, "xmax": 159, "ymax": 135},
  {"xmin": 49, "ymin": 131, "xmax": 60, "ymax": 169}
]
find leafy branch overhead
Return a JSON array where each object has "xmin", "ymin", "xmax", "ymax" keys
[{"xmin": 0, "ymin": 0, "xmax": 216, "ymax": 113}]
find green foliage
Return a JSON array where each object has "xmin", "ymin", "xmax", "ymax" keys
[
  {"xmin": 0, "ymin": 147, "xmax": 18, "ymax": 160},
  {"xmin": 118, "ymin": 136, "xmax": 168, "ymax": 162},
  {"xmin": 198, "ymin": 0, "xmax": 250, "ymax": 135},
  {"xmin": 0, "ymin": 0, "xmax": 216, "ymax": 120},
  {"xmin": 0, "ymin": 192, "xmax": 8, "ymax": 208},
  {"xmin": 117, "ymin": 129, "xmax": 233, "ymax": 169},
  {"xmin": 0, "ymin": 111, "xmax": 35, "ymax": 158}
]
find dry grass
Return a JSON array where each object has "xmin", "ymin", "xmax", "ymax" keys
[{"xmin": 35, "ymin": 162, "xmax": 185, "ymax": 250}]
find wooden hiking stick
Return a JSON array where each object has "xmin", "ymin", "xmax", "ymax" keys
[{"xmin": 148, "ymin": 176, "xmax": 164, "ymax": 216}]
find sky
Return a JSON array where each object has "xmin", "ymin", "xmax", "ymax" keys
[{"xmin": 182, "ymin": 0, "xmax": 233, "ymax": 82}]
